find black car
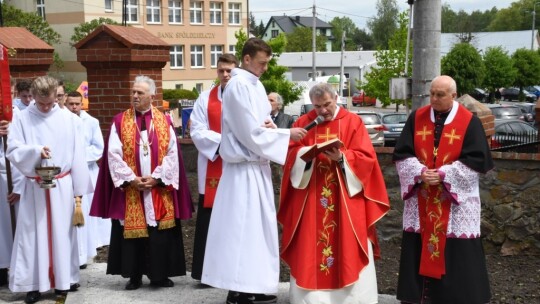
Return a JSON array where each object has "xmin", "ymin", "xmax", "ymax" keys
[
  {"xmin": 500, "ymin": 88, "xmax": 537, "ymax": 102},
  {"xmin": 468, "ymin": 88, "xmax": 488, "ymax": 102},
  {"xmin": 491, "ymin": 119, "xmax": 538, "ymax": 153}
]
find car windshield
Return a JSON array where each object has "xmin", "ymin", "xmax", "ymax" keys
[
  {"xmin": 491, "ymin": 107, "xmax": 522, "ymax": 118},
  {"xmin": 382, "ymin": 114, "xmax": 407, "ymax": 124},
  {"xmin": 358, "ymin": 113, "xmax": 381, "ymax": 125}
]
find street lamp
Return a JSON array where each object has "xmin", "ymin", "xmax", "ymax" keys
[{"xmin": 532, "ymin": 2, "xmax": 540, "ymax": 50}]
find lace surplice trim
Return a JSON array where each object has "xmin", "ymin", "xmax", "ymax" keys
[
  {"xmin": 152, "ymin": 155, "xmax": 180, "ymax": 189},
  {"xmin": 396, "ymin": 157, "xmax": 425, "ymax": 199}
]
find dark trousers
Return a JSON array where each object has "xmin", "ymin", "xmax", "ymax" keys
[{"xmin": 191, "ymin": 194, "xmax": 213, "ymax": 280}]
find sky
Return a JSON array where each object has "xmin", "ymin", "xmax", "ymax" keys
[{"xmin": 248, "ymin": 0, "xmax": 517, "ymax": 29}]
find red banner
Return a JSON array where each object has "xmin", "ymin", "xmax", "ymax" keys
[{"xmin": 0, "ymin": 45, "xmax": 13, "ymax": 122}]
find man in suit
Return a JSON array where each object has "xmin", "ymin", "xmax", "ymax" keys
[{"xmin": 268, "ymin": 92, "xmax": 294, "ymax": 128}]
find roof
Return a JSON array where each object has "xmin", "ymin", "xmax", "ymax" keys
[
  {"xmin": 75, "ymin": 24, "xmax": 169, "ymax": 49},
  {"xmin": 266, "ymin": 15, "xmax": 332, "ymax": 34},
  {"xmin": 441, "ymin": 30, "xmax": 538, "ymax": 55},
  {"xmin": 0, "ymin": 27, "xmax": 53, "ymax": 50},
  {"xmin": 277, "ymin": 51, "xmax": 377, "ymax": 68}
]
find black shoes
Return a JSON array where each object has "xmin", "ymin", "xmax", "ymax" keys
[
  {"xmin": 24, "ymin": 291, "xmax": 41, "ymax": 304},
  {"xmin": 0, "ymin": 268, "xmax": 7, "ymax": 286},
  {"xmin": 149, "ymin": 278, "xmax": 174, "ymax": 288},
  {"xmin": 79, "ymin": 264, "xmax": 87, "ymax": 270},
  {"xmin": 54, "ymin": 283, "xmax": 80, "ymax": 296},
  {"xmin": 125, "ymin": 277, "xmax": 142, "ymax": 290},
  {"xmin": 226, "ymin": 291, "xmax": 277, "ymax": 304}
]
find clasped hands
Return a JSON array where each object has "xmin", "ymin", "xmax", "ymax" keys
[
  {"xmin": 421, "ymin": 168, "xmax": 441, "ymax": 186},
  {"xmin": 130, "ymin": 176, "xmax": 158, "ymax": 191}
]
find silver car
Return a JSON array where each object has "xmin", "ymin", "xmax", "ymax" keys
[
  {"xmin": 356, "ymin": 111, "xmax": 385, "ymax": 147},
  {"xmin": 378, "ymin": 112, "xmax": 407, "ymax": 146}
]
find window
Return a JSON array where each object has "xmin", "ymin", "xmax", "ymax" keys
[
  {"xmin": 105, "ymin": 0, "xmax": 113, "ymax": 11},
  {"xmin": 196, "ymin": 83, "xmax": 203, "ymax": 93},
  {"xmin": 190, "ymin": 1, "xmax": 203, "ymax": 24},
  {"xmin": 168, "ymin": 0, "xmax": 182, "ymax": 23},
  {"xmin": 36, "ymin": 0, "xmax": 45, "ymax": 19},
  {"xmin": 175, "ymin": 84, "xmax": 183, "ymax": 89},
  {"xmin": 209, "ymin": 2, "xmax": 222, "ymax": 25},
  {"xmin": 191, "ymin": 45, "xmax": 204, "ymax": 67},
  {"xmin": 229, "ymin": 45, "xmax": 236, "ymax": 54},
  {"xmin": 126, "ymin": 0, "xmax": 139, "ymax": 23},
  {"xmin": 228, "ymin": 3, "xmax": 240, "ymax": 25},
  {"xmin": 271, "ymin": 30, "xmax": 279, "ymax": 38},
  {"xmin": 170, "ymin": 45, "xmax": 184, "ymax": 68},
  {"xmin": 210, "ymin": 45, "xmax": 223, "ymax": 67},
  {"xmin": 146, "ymin": 0, "xmax": 161, "ymax": 23}
]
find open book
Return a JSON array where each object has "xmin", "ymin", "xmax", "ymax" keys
[{"xmin": 300, "ymin": 138, "xmax": 344, "ymax": 162}]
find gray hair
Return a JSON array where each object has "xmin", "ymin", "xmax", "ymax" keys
[
  {"xmin": 269, "ymin": 92, "xmax": 283, "ymax": 110},
  {"xmin": 31, "ymin": 75, "xmax": 58, "ymax": 98},
  {"xmin": 309, "ymin": 83, "xmax": 336, "ymax": 101},
  {"xmin": 134, "ymin": 75, "xmax": 156, "ymax": 95}
]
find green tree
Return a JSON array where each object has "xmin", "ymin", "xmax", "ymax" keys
[
  {"xmin": 360, "ymin": 11, "xmax": 412, "ymax": 107},
  {"xmin": 1, "ymin": 3, "xmax": 60, "ymax": 45},
  {"xmin": 511, "ymin": 48, "xmax": 540, "ymax": 99},
  {"xmin": 352, "ymin": 28, "xmax": 375, "ymax": 50},
  {"xmin": 487, "ymin": 0, "xmax": 531, "ymax": 31},
  {"xmin": 367, "ymin": 0, "xmax": 399, "ymax": 49},
  {"xmin": 441, "ymin": 43, "xmax": 485, "ymax": 96},
  {"xmin": 483, "ymin": 46, "xmax": 516, "ymax": 102},
  {"xmin": 71, "ymin": 17, "xmax": 119, "ymax": 45},
  {"xmin": 329, "ymin": 17, "xmax": 359, "ymax": 51},
  {"xmin": 284, "ymin": 27, "xmax": 327, "ymax": 52},
  {"xmin": 234, "ymin": 29, "xmax": 302, "ymax": 106}
]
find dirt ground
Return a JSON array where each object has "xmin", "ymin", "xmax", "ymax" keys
[{"xmin": 95, "ymin": 217, "xmax": 539, "ymax": 304}]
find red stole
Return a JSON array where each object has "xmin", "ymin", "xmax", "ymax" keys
[
  {"xmin": 414, "ymin": 104, "xmax": 472, "ymax": 278},
  {"xmin": 203, "ymin": 86, "xmax": 222, "ymax": 208},
  {"xmin": 0, "ymin": 45, "xmax": 13, "ymax": 121}
]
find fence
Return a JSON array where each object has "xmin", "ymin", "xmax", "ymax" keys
[{"xmin": 490, "ymin": 129, "xmax": 540, "ymax": 153}]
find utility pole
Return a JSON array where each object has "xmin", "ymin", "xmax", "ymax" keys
[
  {"xmin": 312, "ymin": 1, "xmax": 317, "ymax": 81},
  {"xmin": 339, "ymin": 31, "xmax": 346, "ymax": 97},
  {"xmin": 411, "ymin": 0, "xmax": 441, "ymax": 110},
  {"xmin": 532, "ymin": 2, "xmax": 540, "ymax": 50}
]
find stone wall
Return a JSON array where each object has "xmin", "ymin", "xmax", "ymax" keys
[{"xmin": 179, "ymin": 141, "xmax": 540, "ymax": 256}]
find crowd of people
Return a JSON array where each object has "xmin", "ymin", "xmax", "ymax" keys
[{"xmin": 0, "ymin": 38, "xmax": 494, "ymax": 304}]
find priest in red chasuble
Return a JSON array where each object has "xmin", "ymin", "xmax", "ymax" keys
[
  {"xmin": 393, "ymin": 75, "xmax": 494, "ymax": 304},
  {"xmin": 278, "ymin": 83, "xmax": 390, "ymax": 304}
]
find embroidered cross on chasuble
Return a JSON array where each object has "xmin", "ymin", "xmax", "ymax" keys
[
  {"xmin": 413, "ymin": 104, "xmax": 472, "ymax": 278},
  {"xmin": 120, "ymin": 107, "xmax": 176, "ymax": 239}
]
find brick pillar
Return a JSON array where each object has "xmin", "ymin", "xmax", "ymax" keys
[
  {"xmin": 0, "ymin": 27, "xmax": 54, "ymax": 80},
  {"xmin": 457, "ymin": 94, "xmax": 495, "ymax": 144},
  {"xmin": 75, "ymin": 25, "xmax": 170, "ymax": 135}
]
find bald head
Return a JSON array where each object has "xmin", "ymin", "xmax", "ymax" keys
[{"xmin": 430, "ymin": 75, "xmax": 457, "ymax": 112}]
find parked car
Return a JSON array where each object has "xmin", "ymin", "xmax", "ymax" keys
[
  {"xmin": 491, "ymin": 119, "xmax": 538, "ymax": 153},
  {"xmin": 468, "ymin": 88, "xmax": 488, "ymax": 102},
  {"xmin": 500, "ymin": 88, "xmax": 537, "ymax": 102},
  {"xmin": 524, "ymin": 86, "xmax": 540, "ymax": 98},
  {"xmin": 356, "ymin": 111, "xmax": 385, "ymax": 147},
  {"xmin": 352, "ymin": 91, "xmax": 377, "ymax": 106},
  {"xmin": 378, "ymin": 112, "xmax": 407, "ymax": 146},
  {"xmin": 513, "ymin": 102, "xmax": 537, "ymax": 126},
  {"xmin": 485, "ymin": 104, "xmax": 530, "ymax": 121}
]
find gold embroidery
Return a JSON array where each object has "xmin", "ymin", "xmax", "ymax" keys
[
  {"xmin": 443, "ymin": 128, "xmax": 462, "ymax": 145},
  {"xmin": 416, "ymin": 125, "xmax": 433, "ymax": 141},
  {"xmin": 316, "ymin": 128, "xmax": 338, "ymax": 142}
]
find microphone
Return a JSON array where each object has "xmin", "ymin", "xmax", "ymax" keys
[{"xmin": 303, "ymin": 115, "xmax": 325, "ymax": 131}]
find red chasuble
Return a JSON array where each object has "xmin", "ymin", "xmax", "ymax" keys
[
  {"xmin": 278, "ymin": 109, "xmax": 390, "ymax": 290},
  {"xmin": 413, "ymin": 104, "xmax": 472, "ymax": 279},
  {"xmin": 203, "ymin": 86, "xmax": 222, "ymax": 208}
]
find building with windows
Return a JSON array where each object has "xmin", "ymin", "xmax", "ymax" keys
[
  {"xmin": 5, "ymin": 0, "xmax": 249, "ymax": 91},
  {"xmin": 261, "ymin": 15, "xmax": 333, "ymax": 52}
]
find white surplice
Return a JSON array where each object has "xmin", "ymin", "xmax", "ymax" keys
[
  {"xmin": 190, "ymin": 86, "xmax": 222, "ymax": 194},
  {"xmin": 76, "ymin": 110, "xmax": 107, "ymax": 266},
  {"xmin": 107, "ymin": 114, "xmax": 180, "ymax": 226},
  {"xmin": 6, "ymin": 104, "xmax": 93, "ymax": 293},
  {"xmin": 201, "ymin": 68, "xmax": 291, "ymax": 294},
  {"xmin": 0, "ymin": 107, "xmax": 23, "ymax": 269}
]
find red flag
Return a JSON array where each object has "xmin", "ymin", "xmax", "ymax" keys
[{"xmin": 0, "ymin": 44, "xmax": 13, "ymax": 122}]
